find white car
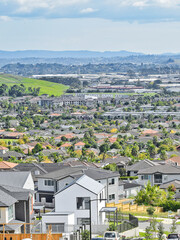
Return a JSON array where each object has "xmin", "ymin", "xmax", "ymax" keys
[{"xmin": 103, "ymin": 231, "xmax": 120, "ymax": 240}]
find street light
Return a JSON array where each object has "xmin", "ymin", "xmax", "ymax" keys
[{"xmin": 89, "ymin": 198, "xmax": 107, "ymax": 240}]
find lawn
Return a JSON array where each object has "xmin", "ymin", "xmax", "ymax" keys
[{"xmin": 0, "ymin": 74, "xmax": 69, "ymax": 96}]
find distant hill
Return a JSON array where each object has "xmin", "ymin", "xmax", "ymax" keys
[
  {"xmin": 0, "ymin": 50, "xmax": 144, "ymax": 59},
  {"xmin": 0, "ymin": 74, "xmax": 68, "ymax": 96}
]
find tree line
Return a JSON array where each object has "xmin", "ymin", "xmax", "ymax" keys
[{"xmin": 0, "ymin": 84, "xmax": 40, "ymax": 97}]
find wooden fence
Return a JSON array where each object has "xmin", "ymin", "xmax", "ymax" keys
[
  {"xmin": 106, "ymin": 201, "xmax": 163, "ymax": 213},
  {"xmin": 0, "ymin": 233, "xmax": 63, "ymax": 240}
]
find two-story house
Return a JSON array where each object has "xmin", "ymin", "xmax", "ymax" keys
[
  {"xmin": 138, "ymin": 165, "xmax": 180, "ymax": 186},
  {"xmin": 37, "ymin": 166, "xmax": 120, "ymax": 205},
  {"xmin": 0, "ymin": 184, "xmax": 34, "ymax": 233},
  {"xmin": 42, "ymin": 175, "xmax": 106, "ymax": 234},
  {"xmin": 127, "ymin": 159, "xmax": 159, "ymax": 177}
]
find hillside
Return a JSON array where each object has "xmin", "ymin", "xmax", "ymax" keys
[{"xmin": 0, "ymin": 74, "xmax": 68, "ymax": 96}]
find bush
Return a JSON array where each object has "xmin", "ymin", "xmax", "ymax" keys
[
  {"xmin": 147, "ymin": 206, "xmax": 155, "ymax": 216},
  {"xmin": 108, "ymin": 223, "xmax": 117, "ymax": 231},
  {"xmin": 160, "ymin": 200, "xmax": 180, "ymax": 212},
  {"xmin": 81, "ymin": 230, "xmax": 90, "ymax": 240}
]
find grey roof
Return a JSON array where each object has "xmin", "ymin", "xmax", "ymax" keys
[
  {"xmin": 13, "ymin": 163, "xmax": 68, "ymax": 181},
  {"xmin": 0, "ymin": 189, "xmax": 17, "ymax": 207},
  {"xmin": 55, "ymin": 175, "xmax": 104, "ymax": 195},
  {"xmin": 0, "ymin": 185, "xmax": 34, "ymax": 201},
  {"xmin": 0, "ymin": 171, "xmax": 31, "ymax": 188},
  {"xmin": 82, "ymin": 168, "xmax": 119, "ymax": 180},
  {"xmin": 127, "ymin": 159, "xmax": 159, "ymax": 172},
  {"xmin": 37, "ymin": 166, "xmax": 119, "ymax": 181},
  {"xmin": 37, "ymin": 166, "xmax": 86, "ymax": 180},
  {"xmin": 138, "ymin": 164, "xmax": 180, "ymax": 175},
  {"xmin": 160, "ymin": 180, "xmax": 180, "ymax": 189},
  {"xmin": 0, "ymin": 151, "xmax": 24, "ymax": 158},
  {"xmin": 123, "ymin": 181, "xmax": 142, "ymax": 190}
]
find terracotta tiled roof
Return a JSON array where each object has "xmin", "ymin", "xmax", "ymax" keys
[
  {"xmin": 142, "ymin": 129, "xmax": 158, "ymax": 135},
  {"xmin": 0, "ymin": 161, "xmax": 18, "ymax": 169},
  {"xmin": 0, "ymin": 146, "xmax": 8, "ymax": 150},
  {"xmin": 61, "ymin": 143, "xmax": 72, "ymax": 147},
  {"xmin": 75, "ymin": 142, "xmax": 85, "ymax": 146}
]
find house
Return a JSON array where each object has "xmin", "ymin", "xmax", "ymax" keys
[
  {"xmin": 0, "ymin": 161, "xmax": 18, "ymax": 170},
  {"xmin": 122, "ymin": 181, "xmax": 142, "ymax": 198},
  {"xmin": 0, "ymin": 151, "xmax": 25, "ymax": 161},
  {"xmin": 13, "ymin": 162, "xmax": 68, "ymax": 190},
  {"xmin": 36, "ymin": 166, "xmax": 120, "ymax": 205},
  {"xmin": 160, "ymin": 180, "xmax": 180, "ymax": 194},
  {"xmin": 42, "ymin": 175, "xmax": 106, "ymax": 234},
  {"xmin": 60, "ymin": 143, "xmax": 72, "ymax": 151},
  {"xmin": 0, "ymin": 171, "xmax": 34, "ymax": 191},
  {"xmin": 127, "ymin": 159, "xmax": 159, "ymax": 177},
  {"xmin": 0, "ymin": 184, "xmax": 34, "ymax": 233},
  {"xmin": 166, "ymin": 156, "xmax": 180, "ymax": 166},
  {"xmin": 0, "ymin": 146, "xmax": 8, "ymax": 154},
  {"xmin": 141, "ymin": 129, "xmax": 159, "ymax": 136},
  {"xmin": 138, "ymin": 165, "xmax": 180, "ymax": 186},
  {"xmin": 74, "ymin": 142, "xmax": 85, "ymax": 150}
]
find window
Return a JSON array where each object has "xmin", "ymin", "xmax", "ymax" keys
[
  {"xmin": 144, "ymin": 175, "xmax": 148, "ymax": 180},
  {"xmin": 8, "ymin": 205, "xmax": 13, "ymax": 221},
  {"xmin": 77, "ymin": 218, "xmax": 90, "ymax": 225},
  {"xmin": 109, "ymin": 178, "xmax": 115, "ymax": 185},
  {"xmin": 141, "ymin": 176, "xmax": 144, "ymax": 180},
  {"xmin": 35, "ymin": 170, "xmax": 40, "ymax": 175},
  {"xmin": 77, "ymin": 197, "xmax": 90, "ymax": 210},
  {"xmin": 44, "ymin": 180, "xmax": 54, "ymax": 186},
  {"xmin": 109, "ymin": 194, "xmax": 115, "ymax": 201},
  {"xmin": 46, "ymin": 223, "xmax": 64, "ymax": 233}
]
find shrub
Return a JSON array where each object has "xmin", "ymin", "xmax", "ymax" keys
[{"xmin": 147, "ymin": 206, "xmax": 155, "ymax": 216}]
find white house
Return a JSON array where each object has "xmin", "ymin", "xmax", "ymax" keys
[
  {"xmin": 42, "ymin": 175, "xmax": 106, "ymax": 234},
  {"xmin": 37, "ymin": 166, "xmax": 120, "ymax": 205}
]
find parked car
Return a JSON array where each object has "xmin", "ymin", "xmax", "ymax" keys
[
  {"xmin": 167, "ymin": 234, "xmax": 180, "ymax": 240},
  {"xmin": 91, "ymin": 238, "xmax": 104, "ymax": 240},
  {"xmin": 104, "ymin": 231, "xmax": 120, "ymax": 240}
]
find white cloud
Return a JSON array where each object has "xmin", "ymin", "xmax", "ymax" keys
[
  {"xmin": 0, "ymin": 16, "xmax": 11, "ymax": 21},
  {"xmin": 3, "ymin": 0, "xmax": 90, "ymax": 13},
  {"xmin": 80, "ymin": 8, "xmax": 97, "ymax": 13},
  {"xmin": 106, "ymin": 0, "xmax": 180, "ymax": 8}
]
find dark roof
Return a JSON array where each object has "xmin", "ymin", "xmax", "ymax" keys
[
  {"xmin": 37, "ymin": 166, "xmax": 119, "ymax": 181},
  {"xmin": 0, "ymin": 188, "xmax": 17, "ymax": 207},
  {"xmin": 127, "ymin": 160, "xmax": 159, "ymax": 172},
  {"xmin": 0, "ymin": 151, "xmax": 24, "ymax": 158},
  {"xmin": 0, "ymin": 184, "xmax": 34, "ymax": 201},
  {"xmin": 13, "ymin": 163, "xmax": 68, "ymax": 181},
  {"xmin": 138, "ymin": 164, "xmax": 180, "ymax": 175},
  {"xmin": 123, "ymin": 181, "xmax": 142, "ymax": 190}
]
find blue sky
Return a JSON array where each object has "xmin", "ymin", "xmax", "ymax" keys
[{"xmin": 0, "ymin": 0, "xmax": 180, "ymax": 53}]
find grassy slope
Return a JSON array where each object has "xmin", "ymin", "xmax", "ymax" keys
[{"xmin": 0, "ymin": 74, "xmax": 68, "ymax": 96}]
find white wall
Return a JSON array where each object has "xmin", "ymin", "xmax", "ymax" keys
[
  {"xmin": 57, "ymin": 176, "xmax": 74, "ymax": 192},
  {"xmin": 42, "ymin": 213, "xmax": 75, "ymax": 233},
  {"xmin": 38, "ymin": 178, "xmax": 55, "ymax": 192},
  {"xmin": 55, "ymin": 183, "xmax": 105, "ymax": 225},
  {"xmin": 0, "ymin": 207, "xmax": 7, "ymax": 224},
  {"xmin": 98, "ymin": 177, "xmax": 119, "ymax": 203},
  {"xmin": 24, "ymin": 173, "xmax": 35, "ymax": 190}
]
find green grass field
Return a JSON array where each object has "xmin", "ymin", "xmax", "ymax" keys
[{"xmin": 0, "ymin": 74, "xmax": 69, "ymax": 96}]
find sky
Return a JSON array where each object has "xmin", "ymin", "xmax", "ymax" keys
[{"xmin": 0, "ymin": 0, "xmax": 180, "ymax": 54}]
